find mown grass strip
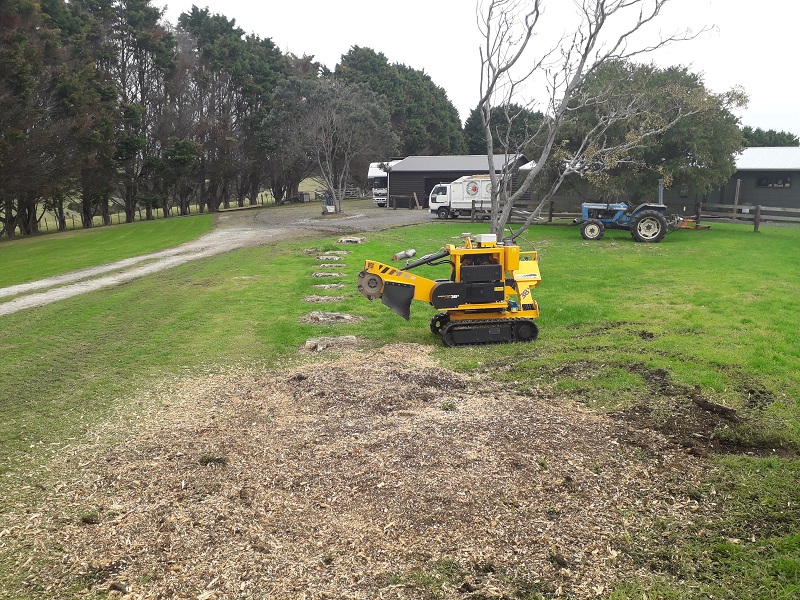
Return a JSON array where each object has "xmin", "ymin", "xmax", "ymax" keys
[{"xmin": 0, "ymin": 214, "xmax": 214, "ymax": 288}]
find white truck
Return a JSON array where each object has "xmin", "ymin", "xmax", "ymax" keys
[
  {"xmin": 367, "ymin": 160, "xmax": 400, "ymax": 207},
  {"xmin": 429, "ymin": 175, "xmax": 494, "ymax": 219}
]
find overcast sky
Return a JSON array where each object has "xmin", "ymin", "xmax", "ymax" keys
[{"xmin": 161, "ymin": 0, "xmax": 798, "ymax": 136}]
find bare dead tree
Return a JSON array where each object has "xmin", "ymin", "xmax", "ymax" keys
[
  {"xmin": 477, "ymin": 0, "xmax": 715, "ymax": 239},
  {"xmin": 300, "ymin": 79, "xmax": 393, "ymax": 214}
]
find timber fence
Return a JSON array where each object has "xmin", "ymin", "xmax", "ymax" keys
[
  {"xmin": 506, "ymin": 200, "xmax": 800, "ymax": 231},
  {"xmin": 701, "ymin": 203, "xmax": 800, "ymax": 232}
]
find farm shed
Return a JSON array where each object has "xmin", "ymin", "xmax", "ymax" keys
[
  {"xmin": 544, "ymin": 147, "xmax": 800, "ymax": 216},
  {"xmin": 386, "ymin": 155, "xmax": 529, "ymax": 207},
  {"xmin": 716, "ymin": 146, "xmax": 800, "ymax": 209}
]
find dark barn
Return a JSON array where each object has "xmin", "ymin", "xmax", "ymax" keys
[
  {"xmin": 715, "ymin": 147, "xmax": 800, "ymax": 209},
  {"xmin": 387, "ymin": 155, "xmax": 529, "ymax": 208}
]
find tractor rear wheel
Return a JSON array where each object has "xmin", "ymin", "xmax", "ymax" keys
[
  {"xmin": 630, "ymin": 210, "xmax": 667, "ymax": 243},
  {"xmin": 581, "ymin": 219, "xmax": 605, "ymax": 240}
]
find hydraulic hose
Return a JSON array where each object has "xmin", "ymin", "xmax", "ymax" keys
[{"xmin": 401, "ymin": 249, "xmax": 450, "ymax": 271}]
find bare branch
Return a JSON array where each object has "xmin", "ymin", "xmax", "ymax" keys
[{"xmin": 477, "ymin": 0, "xmax": 719, "ymax": 238}]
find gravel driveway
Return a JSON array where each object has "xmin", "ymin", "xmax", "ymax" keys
[{"xmin": 0, "ymin": 200, "xmax": 432, "ymax": 316}]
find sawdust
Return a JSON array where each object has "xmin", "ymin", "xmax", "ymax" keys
[
  {"xmin": 3, "ymin": 344, "xmax": 711, "ymax": 599},
  {"xmin": 300, "ymin": 312, "xmax": 362, "ymax": 324},
  {"xmin": 303, "ymin": 336, "xmax": 361, "ymax": 352},
  {"xmin": 303, "ymin": 295, "xmax": 346, "ymax": 303}
]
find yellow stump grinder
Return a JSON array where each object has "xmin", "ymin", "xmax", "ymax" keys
[{"xmin": 357, "ymin": 234, "xmax": 541, "ymax": 347}]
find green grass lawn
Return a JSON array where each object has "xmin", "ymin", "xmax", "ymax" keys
[
  {"xmin": 0, "ymin": 217, "xmax": 798, "ymax": 598},
  {"xmin": 0, "ymin": 214, "xmax": 214, "ymax": 288}
]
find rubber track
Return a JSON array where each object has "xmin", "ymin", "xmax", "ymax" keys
[{"xmin": 441, "ymin": 317, "xmax": 538, "ymax": 346}]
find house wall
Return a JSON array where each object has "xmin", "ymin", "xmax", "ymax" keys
[
  {"xmin": 390, "ymin": 171, "xmax": 536, "ymax": 209},
  {"xmin": 544, "ymin": 170, "xmax": 800, "ymax": 214},
  {"xmin": 389, "ymin": 170, "xmax": 484, "ymax": 207},
  {"xmin": 715, "ymin": 171, "xmax": 800, "ymax": 208}
]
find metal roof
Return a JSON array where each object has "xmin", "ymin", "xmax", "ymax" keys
[
  {"xmin": 390, "ymin": 155, "xmax": 526, "ymax": 172},
  {"xmin": 736, "ymin": 147, "xmax": 800, "ymax": 171}
]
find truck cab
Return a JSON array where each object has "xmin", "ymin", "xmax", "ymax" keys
[
  {"xmin": 367, "ymin": 160, "xmax": 401, "ymax": 207},
  {"xmin": 368, "ymin": 163, "xmax": 388, "ymax": 207},
  {"xmin": 429, "ymin": 184, "xmax": 452, "ymax": 218}
]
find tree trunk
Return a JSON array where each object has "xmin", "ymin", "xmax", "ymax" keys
[
  {"xmin": 2, "ymin": 195, "xmax": 15, "ymax": 238},
  {"xmin": 81, "ymin": 195, "xmax": 95, "ymax": 228},
  {"xmin": 179, "ymin": 186, "xmax": 191, "ymax": 216},
  {"xmin": 271, "ymin": 180, "xmax": 286, "ymax": 204},
  {"xmin": 221, "ymin": 179, "xmax": 230, "ymax": 210},
  {"xmin": 207, "ymin": 179, "xmax": 220, "ymax": 212},
  {"xmin": 15, "ymin": 195, "xmax": 39, "ymax": 236},
  {"xmin": 249, "ymin": 180, "xmax": 260, "ymax": 206},
  {"xmin": 54, "ymin": 196, "xmax": 67, "ymax": 231},
  {"xmin": 288, "ymin": 179, "xmax": 300, "ymax": 199},
  {"xmin": 197, "ymin": 163, "xmax": 207, "ymax": 213},
  {"xmin": 124, "ymin": 186, "xmax": 136, "ymax": 223},
  {"xmin": 25, "ymin": 203, "xmax": 39, "ymax": 235},
  {"xmin": 101, "ymin": 197, "xmax": 111, "ymax": 226}
]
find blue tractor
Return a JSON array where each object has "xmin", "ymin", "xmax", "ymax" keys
[{"xmin": 575, "ymin": 201, "xmax": 670, "ymax": 243}]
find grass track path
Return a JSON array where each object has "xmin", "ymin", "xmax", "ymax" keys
[{"xmin": 0, "ymin": 201, "xmax": 430, "ymax": 316}]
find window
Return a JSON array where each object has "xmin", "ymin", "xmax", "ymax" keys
[
  {"xmin": 756, "ymin": 175, "xmax": 792, "ymax": 188},
  {"xmin": 369, "ymin": 177, "xmax": 388, "ymax": 189}
]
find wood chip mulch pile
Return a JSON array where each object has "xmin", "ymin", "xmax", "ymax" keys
[{"xmin": 4, "ymin": 344, "xmax": 711, "ymax": 599}]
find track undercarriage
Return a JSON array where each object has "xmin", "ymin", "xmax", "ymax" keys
[{"xmin": 429, "ymin": 312, "xmax": 539, "ymax": 347}]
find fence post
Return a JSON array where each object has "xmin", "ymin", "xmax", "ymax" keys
[
  {"xmin": 754, "ymin": 205, "xmax": 761, "ymax": 233},
  {"xmin": 548, "ymin": 200, "xmax": 554, "ymax": 223}
]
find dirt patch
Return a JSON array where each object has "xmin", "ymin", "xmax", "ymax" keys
[
  {"xmin": 313, "ymin": 284, "xmax": 346, "ymax": 290},
  {"xmin": 300, "ymin": 311, "xmax": 362, "ymax": 324},
  {"xmin": 615, "ymin": 401, "xmax": 724, "ymax": 453},
  {"xmin": 5, "ymin": 344, "xmax": 712, "ymax": 599},
  {"xmin": 304, "ymin": 295, "xmax": 346, "ymax": 303},
  {"xmin": 302, "ymin": 336, "xmax": 361, "ymax": 352},
  {"xmin": 545, "ymin": 356, "xmax": 798, "ymax": 459}
]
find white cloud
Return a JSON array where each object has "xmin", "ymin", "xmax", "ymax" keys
[{"xmin": 161, "ymin": 0, "xmax": 800, "ymax": 134}]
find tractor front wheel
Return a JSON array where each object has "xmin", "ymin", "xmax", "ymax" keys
[
  {"xmin": 581, "ymin": 219, "xmax": 605, "ymax": 240},
  {"xmin": 630, "ymin": 210, "xmax": 667, "ymax": 243}
]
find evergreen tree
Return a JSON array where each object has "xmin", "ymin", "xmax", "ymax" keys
[
  {"xmin": 336, "ymin": 46, "xmax": 466, "ymax": 156},
  {"xmin": 463, "ymin": 104, "xmax": 544, "ymax": 155},
  {"xmin": 742, "ymin": 126, "xmax": 799, "ymax": 147}
]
